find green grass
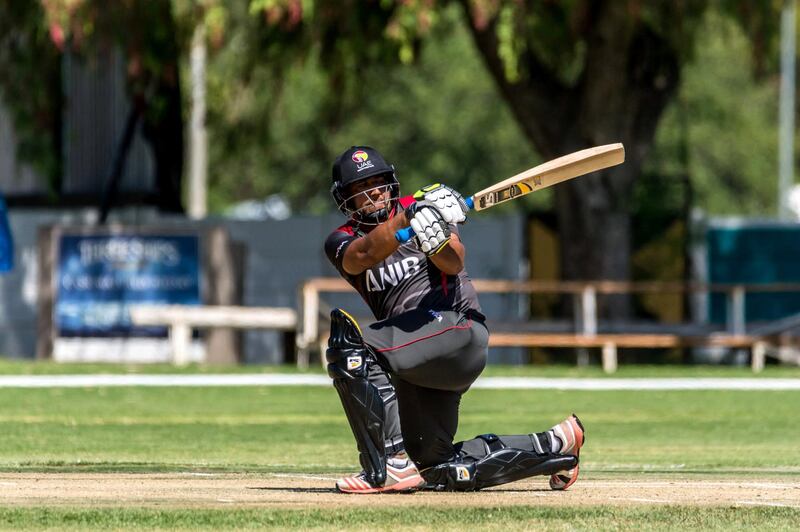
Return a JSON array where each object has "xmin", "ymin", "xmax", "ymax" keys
[
  {"xmin": 0, "ymin": 386, "xmax": 798, "ymax": 472},
  {"xmin": 2, "ymin": 357, "xmax": 799, "ymax": 378},
  {"xmin": 1, "ymin": 506, "xmax": 799, "ymax": 530},
  {"xmin": 1, "ymin": 364, "xmax": 798, "ymax": 529},
  {"xmin": 0, "ymin": 359, "xmax": 323, "ymax": 375}
]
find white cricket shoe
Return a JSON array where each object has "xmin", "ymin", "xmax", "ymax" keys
[
  {"xmin": 549, "ymin": 414, "xmax": 585, "ymax": 490},
  {"xmin": 336, "ymin": 454, "xmax": 425, "ymax": 494}
]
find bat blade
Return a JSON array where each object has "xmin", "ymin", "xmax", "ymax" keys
[
  {"xmin": 394, "ymin": 143, "xmax": 625, "ymax": 243},
  {"xmin": 471, "ymin": 143, "xmax": 625, "ymax": 211}
]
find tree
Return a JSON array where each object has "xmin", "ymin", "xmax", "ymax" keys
[
  {"xmin": 0, "ymin": 0, "xmax": 786, "ymax": 292},
  {"xmin": 244, "ymin": 0, "xmax": 779, "ymax": 316},
  {"xmin": 0, "ymin": 0, "xmax": 62, "ymax": 188},
  {"xmin": 452, "ymin": 1, "xmax": 780, "ymax": 315},
  {"xmin": 203, "ymin": 3, "xmax": 540, "ymax": 215},
  {"xmin": 0, "ymin": 0, "xmax": 187, "ymax": 211},
  {"xmin": 650, "ymin": 8, "xmax": 780, "ymax": 217}
]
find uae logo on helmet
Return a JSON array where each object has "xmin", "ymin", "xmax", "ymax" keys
[{"xmin": 352, "ymin": 150, "xmax": 374, "ymax": 172}]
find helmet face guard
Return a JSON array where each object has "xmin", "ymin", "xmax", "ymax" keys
[
  {"xmin": 330, "ymin": 146, "xmax": 400, "ymax": 226},
  {"xmin": 332, "ymin": 175, "xmax": 400, "ymax": 226}
]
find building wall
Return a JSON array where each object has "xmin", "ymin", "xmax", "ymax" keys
[{"xmin": 0, "ymin": 209, "xmax": 527, "ymax": 364}]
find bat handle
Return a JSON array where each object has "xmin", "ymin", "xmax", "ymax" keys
[
  {"xmin": 394, "ymin": 226, "xmax": 415, "ymax": 243},
  {"xmin": 394, "ymin": 196, "xmax": 474, "ymax": 243}
]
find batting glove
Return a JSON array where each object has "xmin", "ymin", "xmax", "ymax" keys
[
  {"xmin": 413, "ymin": 184, "xmax": 469, "ymax": 224},
  {"xmin": 404, "ymin": 200, "xmax": 452, "ymax": 256}
]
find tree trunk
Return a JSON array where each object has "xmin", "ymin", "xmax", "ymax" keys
[
  {"xmin": 136, "ymin": 0, "xmax": 185, "ymax": 214},
  {"xmin": 460, "ymin": 0, "xmax": 682, "ymax": 318}
]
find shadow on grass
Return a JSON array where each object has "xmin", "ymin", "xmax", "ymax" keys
[{"xmin": 248, "ymin": 485, "xmax": 557, "ymax": 494}]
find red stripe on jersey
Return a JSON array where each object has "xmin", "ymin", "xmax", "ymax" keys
[
  {"xmin": 376, "ymin": 320, "xmax": 472, "ymax": 353},
  {"xmin": 335, "ymin": 223, "xmax": 356, "ymax": 236},
  {"xmin": 398, "ymin": 195, "xmax": 415, "ymax": 209}
]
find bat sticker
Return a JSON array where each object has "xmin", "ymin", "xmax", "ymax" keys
[{"xmin": 479, "ymin": 183, "xmax": 533, "ymax": 208}]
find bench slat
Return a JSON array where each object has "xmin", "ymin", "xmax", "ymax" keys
[
  {"xmin": 488, "ymin": 333, "xmax": 759, "ymax": 348},
  {"xmin": 129, "ymin": 305, "xmax": 297, "ymax": 329}
]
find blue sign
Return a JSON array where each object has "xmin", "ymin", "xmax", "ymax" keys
[
  {"xmin": 55, "ymin": 234, "xmax": 201, "ymax": 336},
  {"xmin": 0, "ymin": 196, "xmax": 13, "ymax": 273}
]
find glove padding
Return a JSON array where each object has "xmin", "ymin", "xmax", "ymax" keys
[
  {"xmin": 413, "ymin": 184, "xmax": 469, "ymax": 224},
  {"xmin": 405, "ymin": 200, "xmax": 451, "ymax": 256}
]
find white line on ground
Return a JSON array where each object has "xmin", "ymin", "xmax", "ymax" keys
[
  {"xmin": 473, "ymin": 377, "xmax": 800, "ymax": 391},
  {"xmin": 591, "ymin": 464, "xmax": 800, "ymax": 473},
  {"xmin": 587, "ymin": 481, "xmax": 800, "ymax": 489},
  {"xmin": 623, "ymin": 497, "xmax": 674, "ymax": 504},
  {"xmin": 1, "ymin": 374, "xmax": 800, "ymax": 390},
  {"xmin": 270, "ymin": 473, "xmax": 340, "ymax": 482}
]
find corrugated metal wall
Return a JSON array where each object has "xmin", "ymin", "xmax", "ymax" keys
[
  {"xmin": 0, "ymin": 103, "xmax": 47, "ymax": 195},
  {"xmin": 0, "ymin": 210, "xmax": 527, "ymax": 364},
  {"xmin": 62, "ymin": 47, "xmax": 155, "ymax": 195},
  {"xmin": 1, "ymin": 47, "xmax": 156, "ymax": 199}
]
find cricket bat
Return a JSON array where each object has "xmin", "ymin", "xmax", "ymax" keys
[{"xmin": 395, "ymin": 143, "xmax": 625, "ymax": 243}]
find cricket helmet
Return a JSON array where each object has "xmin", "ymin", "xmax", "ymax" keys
[{"xmin": 330, "ymin": 146, "xmax": 400, "ymax": 224}]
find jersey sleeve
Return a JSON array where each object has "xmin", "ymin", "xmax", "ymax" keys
[{"xmin": 324, "ymin": 229, "xmax": 357, "ymax": 277}]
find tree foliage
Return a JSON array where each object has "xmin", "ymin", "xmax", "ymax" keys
[
  {"xmin": 204, "ymin": 3, "xmax": 539, "ymax": 214},
  {"xmin": 0, "ymin": 1, "xmax": 793, "ymax": 299},
  {"xmin": 0, "ymin": 0, "xmax": 186, "ymax": 209},
  {"xmin": 229, "ymin": 1, "xmax": 788, "ymax": 301},
  {"xmin": 0, "ymin": 0, "xmax": 62, "ymax": 186},
  {"xmin": 650, "ymin": 8, "xmax": 780, "ymax": 217}
]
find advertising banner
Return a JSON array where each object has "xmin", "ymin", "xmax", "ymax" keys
[{"xmin": 55, "ymin": 234, "xmax": 201, "ymax": 336}]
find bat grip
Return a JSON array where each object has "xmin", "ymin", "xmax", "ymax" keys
[
  {"xmin": 395, "ymin": 227, "xmax": 414, "ymax": 243},
  {"xmin": 394, "ymin": 196, "xmax": 474, "ymax": 243}
]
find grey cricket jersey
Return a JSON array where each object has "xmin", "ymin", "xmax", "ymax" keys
[{"xmin": 324, "ymin": 200, "xmax": 481, "ymax": 321}]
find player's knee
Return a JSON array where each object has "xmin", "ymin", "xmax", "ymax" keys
[
  {"xmin": 328, "ymin": 308, "xmax": 364, "ymax": 350},
  {"xmin": 326, "ymin": 309, "xmax": 370, "ymax": 380},
  {"xmin": 326, "ymin": 353, "xmax": 369, "ymax": 380}
]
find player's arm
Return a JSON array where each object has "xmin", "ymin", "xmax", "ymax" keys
[
  {"xmin": 429, "ymin": 231, "xmax": 465, "ymax": 275},
  {"xmin": 341, "ymin": 213, "xmax": 409, "ymax": 275}
]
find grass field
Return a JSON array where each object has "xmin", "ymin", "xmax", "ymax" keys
[
  {"xmin": 1, "ymin": 361, "xmax": 799, "ymax": 529},
  {"xmin": 2, "ymin": 358, "xmax": 800, "ymax": 377}
]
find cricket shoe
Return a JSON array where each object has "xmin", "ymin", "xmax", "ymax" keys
[
  {"xmin": 336, "ymin": 455, "xmax": 425, "ymax": 494},
  {"xmin": 548, "ymin": 414, "xmax": 585, "ymax": 490}
]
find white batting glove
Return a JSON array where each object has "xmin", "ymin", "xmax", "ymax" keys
[
  {"xmin": 413, "ymin": 184, "xmax": 469, "ymax": 224},
  {"xmin": 404, "ymin": 200, "xmax": 451, "ymax": 256}
]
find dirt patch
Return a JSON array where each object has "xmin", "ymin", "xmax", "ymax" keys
[{"xmin": 1, "ymin": 473, "xmax": 798, "ymax": 509}]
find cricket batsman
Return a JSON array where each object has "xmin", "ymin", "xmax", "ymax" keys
[{"xmin": 324, "ymin": 145, "xmax": 585, "ymax": 493}]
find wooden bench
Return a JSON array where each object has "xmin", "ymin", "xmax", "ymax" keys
[
  {"xmin": 129, "ymin": 305, "xmax": 297, "ymax": 365},
  {"xmin": 297, "ymin": 277, "xmax": 800, "ymax": 371},
  {"xmin": 488, "ymin": 332, "xmax": 767, "ymax": 373}
]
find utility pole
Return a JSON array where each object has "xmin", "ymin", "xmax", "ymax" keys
[
  {"xmin": 779, "ymin": 0, "xmax": 796, "ymax": 220},
  {"xmin": 188, "ymin": 22, "xmax": 208, "ymax": 219}
]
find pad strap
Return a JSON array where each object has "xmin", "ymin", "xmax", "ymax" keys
[{"xmin": 422, "ymin": 434, "xmax": 578, "ymax": 491}]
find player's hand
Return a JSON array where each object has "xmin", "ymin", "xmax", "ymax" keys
[
  {"xmin": 404, "ymin": 201, "xmax": 451, "ymax": 256},
  {"xmin": 413, "ymin": 184, "xmax": 469, "ymax": 224}
]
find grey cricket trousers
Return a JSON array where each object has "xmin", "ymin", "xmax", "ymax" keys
[{"xmin": 362, "ymin": 308, "xmax": 489, "ymax": 468}]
